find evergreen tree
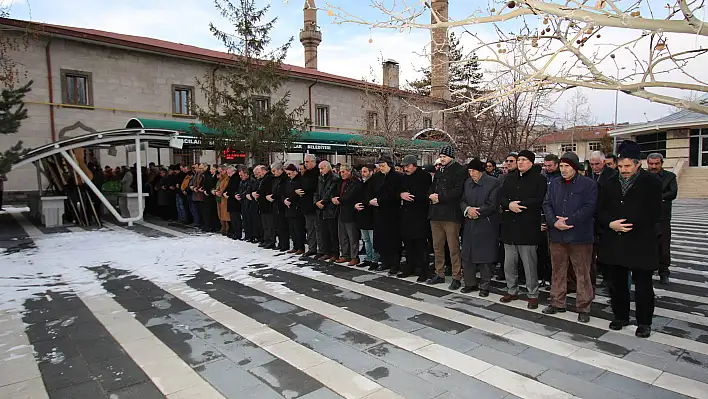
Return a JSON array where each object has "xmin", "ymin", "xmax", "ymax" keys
[
  {"xmin": 0, "ymin": 81, "xmax": 32, "ymax": 175},
  {"xmin": 195, "ymin": 0, "xmax": 307, "ymax": 163},
  {"xmin": 407, "ymin": 32, "xmax": 483, "ymax": 102}
]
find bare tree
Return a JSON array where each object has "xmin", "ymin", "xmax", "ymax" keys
[
  {"xmin": 563, "ymin": 89, "xmax": 594, "ymax": 148},
  {"xmin": 327, "ymin": 0, "xmax": 708, "ymax": 115}
]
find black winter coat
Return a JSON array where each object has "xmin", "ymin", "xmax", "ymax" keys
[
  {"xmin": 284, "ymin": 175, "xmax": 304, "ymax": 218},
  {"xmin": 301, "ymin": 167, "xmax": 319, "ymax": 215},
  {"xmin": 256, "ymin": 173, "xmax": 275, "ymax": 214},
  {"xmin": 656, "ymin": 169, "xmax": 677, "ymax": 222},
  {"xmin": 336, "ymin": 177, "xmax": 362, "ymax": 223},
  {"xmin": 314, "ymin": 172, "xmax": 339, "ymax": 219},
  {"xmin": 372, "ymin": 171, "xmax": 402, "ymax": 253},
  {"xmin": 597, "ymin": 169, "xmax": 662, "ymax": 271},
  {"xmin": 499, "ymin": 165, "xmax": 547, "ymax": 245},
  {"xmin": 224, "ymin": 174, "xmax": 241, "ymax": 213},
  {"xmin": 355, "ymin": 176, "xmax": 377, "ymax": 231},
  {"xmin": 460, "ymin": 174, "xmax": 501, "ymax": 264},
  {"xmin": 428, "ymin": 161, "xmax": 467, "ymax": 222},
  {"xmin": 271, "ymin": 173, "xmax": 289, "ymax": 216},
  {"xmin": 400, "ymin": 167, "xmax": 432, "ymax": 240},
  {"xmin": 239, "ymin": 177, "xmax": 255, "ymax": 213}
]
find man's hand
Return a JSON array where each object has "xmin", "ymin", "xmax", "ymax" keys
[
  {"xmin": 266, "ymin": 194, "xmax": 274, "ymax": 202},
  {"xmin": 401, "ymin": 192, "xmax": 415, "ymax": 202},
  {"xmin": 541, "ymin": 223, "xmax": 548, "ymax": 232},
  {"xmin": 369, "ymin": 198, "xmax": 379, "ymax": 207},
  {"xmin": 284, "ymin": 198, "xmax": 291, "ymax": 208},
  {"xmin": 223, "ymin": 193, "xmax": 229, "ymax": 199},
  {"xmin": 355, "ymin": 202, "xmax": 365, "ymax": 211},
  {"xmin": 509, "ymin": 201, "xmax": 527, "ymax": 213},
  {"xmin": 246, "ymin": 194, "xmax": 252, "ymax": 201},
  {"xmin": 428, "ymin": 193, "xmax": 439, "ymax": 204},
  {"xmin": 316, "ymin": 200, "xmax": 325, "ymax": 209},
  {"xmin": 295, "ymin": 189, "xmax": 305, "ymax": 196},
  {"xmin": 554, "ymin": 216, "xmax": 574, "ymax": 231},
  {"xmin": 252, "ymin": 192, "xmax": 259, "ymax": 200},
  {"xmin": 332, "ymin": 197, "xmax": 340, "ymax": 205},
  {"xmin": 235, "ymin": 194, "xmax": 241, "ymax": 201},
  {"xmin": 609, "ymin": 219, "xmax": 633, "ymax": 233},
  {"xmin": 466, "ymin": 207, "xmax": 480, "ymax": 219}
]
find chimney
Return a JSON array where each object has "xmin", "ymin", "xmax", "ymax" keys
[
  {"xmin": 430, "ymin": 0, "xmax": 450, "ymax": 100},
  {"xmin": 299, "ymin": 0, "xmax": 322, "ymax": 69},
  {"xmin": 382, "ymin": 59, "xmax": 400, "ymax": 89}
]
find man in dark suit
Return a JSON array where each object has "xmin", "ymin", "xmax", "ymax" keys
[
  {"xmin": 647, "ymin": 153, "xmax": 678, "ymax": 284},
  {"xmin": 588, "ymin": 151, "xmax": 618, "ymax": 286},
  {"xmin": 597, "ymin": 140, "xmax": 662, "ymax": 338}
]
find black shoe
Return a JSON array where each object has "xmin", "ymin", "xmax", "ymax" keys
[
  {"xmin": 426, "ymin": 275, "xmax": 445, "ymax": 285},
  {"xmin": 635, "ymin": 325, "xmax": 651, "ymax": 338},
  {"xmin": 416, "ymin": 276, "xmax": 427, "ymax": 283},
  {"xmin": 609, "ymin": 320, "xmax": 630, "ymax": 331},
  {"xmin": 304, "ymin": 251, "xmax": 317, "ymax": 257},
  {"xmin": 397, "ymin": 272, "xmax": 410, "ymax": 278},
  {"xmin": 388, "ymin": 269, "xmax": 398, "ymax": 276},
  {"xmin": 258, "ymin": 242, "xmax": 266, "ymax": 247},
  {"xmin": 577, "ymin": 313, "xmax": 590, "ymax": 323},
  {"xmin": 479, "ymin": 290, "xmax": 489, "ymax": 297},
  {"xmin": 358, "ymin": 261, "xmax": 370, "ymax": 268},
  {"xmin": 448, "ymin": 279, "xmax": 461, "ymax": 290},
  {"xmin": 460, "ymin": 285, "xmax": 478, "ymax": 294},
  {"xmin": 659, "ymin": 275, "xmax": 669, "ymax": 285},
  {"xmin": 368, "ymin": 263, "xmax": 379, "ymax": 271},
  {"xmin": 542, "ymin": 306, "xmax": 566, "ymax": 315},
  {"xmin": 375, "ymin": 265, "xmax": 390, "ymax": 272}
]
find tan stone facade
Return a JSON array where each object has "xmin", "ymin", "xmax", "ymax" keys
[{"xmin": 1, "ymin": 27, "xmax": 445, "ymax": 193}]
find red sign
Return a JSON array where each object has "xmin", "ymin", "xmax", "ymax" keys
[{"xmin": 222, "ymin": 148, "xmax": 246, "ymax": 160}]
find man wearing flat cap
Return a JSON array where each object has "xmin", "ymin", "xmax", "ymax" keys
[
  {"xmin": 597, "ymin": 140, "xmax": 662, "ymax": 338},
  {"xmin": 426, "ymin": 146, "xmax": 468, "ymax": 289},
  {"xmin": 399, "ymin": 155, "xmax": 432, "ymax": 280},
  {"xmin": 542, "ymin": 152, "xmax": 597, "ymax": 323}
]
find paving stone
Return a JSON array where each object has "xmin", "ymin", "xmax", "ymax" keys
[
  {"xmin": 38, "ymin": 356, "xmax": 92, "ymax": 391},
  {"xmin": 259, "ymin": 299, "xmax": 300, "ymax": 314},
  {"xmin": 551, "ymin": 331, "xmax": 630, "ymax": 357},
  {"xmin": 169, "ymin": 308, "xmax": 215, "ymax": 330},
  {"xmin": 190, "ymin": 322, "xmax": 246, "ymax": 347},
  {"xmin": 374, "ymin": 316, "xmax": 428, "ymax": 333},
  {"xmin": 592, "ymin": 371, "xmax": 693, "ymax": 399},
  {"xmin": 314, "ymin": 319, "xmax": 383, "ymax": 350},
  {"xmin": 517, "ymin": 347, "xmax": 605, "ymax": 381},
  {"xmin": 623, "ymin": 351, "xmax": 708, "ymax": 384},
  {"xmin": 466, "ymin": 345, "xmax": 547, "ymax": 379},
  {"xmin": 365, "ymin": 343, "xmax": 437, "ymax": 374},
  {"xmin": 495, "ymin": 314, "xmax": 561, "ymax": 337},
  {"xmin": 410, "ymin": 327, "xmax": 480, "ymax": 353},
  {"xmin": 407, "ymin": 313, "xmax": 470, "ymax": 335},
  {"xmin": 536, "ymin": 369, "xmax": 632, "ymax": 399},
  {"xmin": 364, "ymin": 362, "xmax": 446, "ymax": 399},
  {"xmin": 216, "ymin": 340, "xmax": 276, "ymax": 370},
  {"xmin": 248, "ymin": 358, "xmax": 323, "ymax": 398},
  {"xmin": 236, "ymin": 383, "xmax": 287, "ymax": 399},
  {"xmin": 108, "ymin": 381, "xmax": 164, "ymax": 399},
  {"xmin": 31, "ymin": 336, "xmax": 80, "ymax": 364},
  {"xmin": 457, "ymin": 328, "xmax": 530, "ymax": 356},
  {"xmin": 163, "ymin": 335, "xmax": 224, "ymax": 367},
  {"xmin": 299, "ymin": 387, "xmax": 344, "ymax": 399},
  {"xmin": 417, "ymin": 365, "xmax": 508, "ymax": 399},
  {"xmin": 74, "ymin": 337, "xmax": 127, "ymax": 364},
  {"xmin": 87, "ymin": 355, "xmax": 149, "ymax": 392},
  {"xmin": 47, "ymin": 380, "xmax": 105, "ymax": 399},
  {"xmin": 601, "ymin": 331, "xmax": 684, "ymax": 359},
  {"xmin": 195, "ymin": 357, "xmax": 263, "ymax": 396}
]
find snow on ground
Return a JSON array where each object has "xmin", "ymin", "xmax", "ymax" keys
[
  {"xmin": 0, "ymin": 206, "xmax": 30, "ymax": 215},
  {"xmin": 0, "ymin": 228, "xmax": 321, "ymax": 313}
]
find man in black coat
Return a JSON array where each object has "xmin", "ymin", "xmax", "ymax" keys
[
  {"xmin": 255, "ymin": 165, "xmax": 276, "ymax": 249},
  {"xmin": 314, "ymin": 161, "xmax": 340, "ymax": 261},
  {"xmin": 370, "ymin": 156, "xmax": 402, "ymax": 274},
  {"xmin": 427, "ymin": 146, "xmax": 467, "ymax": 289},
  {"xmin": 400, "ymin": 155, "xmax": 432, "ymax": 281},
  {"xmin": 588, "ymin": 151, "xmax": 619, "ymax": 286},
  {"xmin": 355, "ymin": 165, "xmax": 380, "ymax": 268},
  {"xmin": 237, "ymin": 168, "xmax": 255, "ymax": 241},
  {"xmin": 299, "ymin": 154, "xmax": 320, "ymax": 256},
  {"xmin": 284, "ymin": 164, "xmax": 306, "ymax": 254},
  {"xmin": 647, "ymin": 153, "xmax": 678, "ymax": 284},
  {"xmin": 598, "ymin": 140, "xmax": 662, "ymax": 338},
  {"xmin": 200, "ymin": 164, "xmax": 220, "ymax": 232},
  {"xmin": 269, "ymin": 162, "xmax": 290, "ymax": 251},
  {"xmin": 498, "ymin": 150, "xmax": 547, "ymax": 309},
  {"xmin": 332, "ymin": 164, "xmax": 362, "ymax": 265}
]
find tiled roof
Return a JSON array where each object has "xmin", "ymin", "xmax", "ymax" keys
[
  {"xmin": 611, "ymin": 107, "xmax": 708, "ymax": 136},
  {"xmin": 535, "ymin": 126, "xmax": 612, "ymax": 144}
]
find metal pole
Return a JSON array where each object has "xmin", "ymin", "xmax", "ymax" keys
[{"xmin": 135, "ymin": 136, "xmax": 143, "ymax": 223}]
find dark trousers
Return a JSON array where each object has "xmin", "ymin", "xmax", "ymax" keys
[
  {"xmin": 202, "ymin": 197, "xmax": 219, "ymax": 231},
  {"xmin": 607, "ymin": 265, "xmax": 655, "ymax": 326},
  {"xmin": 319, "ymin": 218, "xmax": 339, "ymax": 256},
  {"xmin": 463, "ymin": 263, "xmax": 494, "ymax": 291},
  {"xmin": 229, "ymin": 212, "xmax": 242, "ymax": 239},
  {"xmin": 189, "ymin": 200, "xmax": 203, "ymax": 227},
  {"xmin": 241, "ymin": 203, "xmax": 252, "ymax": 239},
  {"xmin": 305, "ymin": 213, "xmax": 318, "ymax": 254},
  {"xmin": 261, "ymin": 213, "xmax": 277, "ymax": 245},
  {"xmin": 403, "ymin": 238, "xmax": 429, "ymax": 277},
  {"xmin": 250, "ymin": 204, "xmax": 262, "ymax": 240},
  {"xmin": 0, "ymin": 188, "xmax": 4, "ymax": 209},
  {"xmin": 537, "ymin": 233, "xmax": 552, "ymax": 283},
  {"xmin": 277, "ymin": 214, "xmax": 290, "ymax": 250},
  {"xmin": 658, "ymin": 220, "xmax": 671, "ymax": 278},
  {"xmin": 380, "ymin": 249, "xmax": 401, "ymax": 272},
  {"xmin": 289, "ymin": 216, "xmax": 306, "ymax": 251}
]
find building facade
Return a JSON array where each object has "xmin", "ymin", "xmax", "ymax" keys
[{"xmin": 533, "ymin": 125, "xmax": 614, "ymax": 162}]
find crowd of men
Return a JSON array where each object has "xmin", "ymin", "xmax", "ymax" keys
[{"xmin": 128, "ymin": 140, "xmax": 676, "ymax": 339}]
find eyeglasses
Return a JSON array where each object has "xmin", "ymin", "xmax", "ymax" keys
[{"xmin": 505, "ymin": 159, "xmax": 515, "ymax": 163}]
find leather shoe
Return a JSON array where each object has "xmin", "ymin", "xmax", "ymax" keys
[
  {"xmin": 460, "ymin": 285, "xmax": 478, "ymax": 294},
  {"xmin": 609, "ymin": 320, "xmax": 630, "ymax": 330},
  {"xmin": 448, "ymin": 279, "xmax": 461, "ymax": 290},
  {"xmin": 541, "ymin": 306, "xmax": 566, "ymax": 314},
  {"xmin": 500, "ymin": 294, "xmax": 519, "ymax": 303},
  {"xmin": 527, "ymin": 298, "xmax": 538, "ymax": 309},
  {"xmin": 635, "ymin": 324, "xmax": 651, "ymax": 338},
  {"xmin": 577, "ymin": 312, "xmax": 590, "ymax": 323},
  {"xmin": 479, "ymin": 290, "xmax": 489, "ymax": 297}
]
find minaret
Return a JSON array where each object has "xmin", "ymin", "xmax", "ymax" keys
[
  {"xmin": 299, "ymin": 0, "xmax": 322, "ymax": 70},
  {"xmin": 430, "ymin": 0, "xmax": 450, "ymax": 100}
]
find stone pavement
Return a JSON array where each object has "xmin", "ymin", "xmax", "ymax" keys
[{"xmin": 1, "ymin": 200, "xmax": 708, "ymax": 399}]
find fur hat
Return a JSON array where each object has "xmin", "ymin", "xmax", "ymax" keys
[
  {"xmin": 517, "ymin": 150, "xmax": 536, "ymax": 163},
  {"xmin": 560, "ymin": 152, "xmax": 580, "ymax": 171},
  {"xmin": 439, "ymin": 146, "xmax": 455, "ymax": 158},
  {"xmin": 466, "ymin": 158, "xmax": 486, "ymax": 172},
  {"xmin": 618, "ymin": 140, "xmax": 641, "ymax": 160}
]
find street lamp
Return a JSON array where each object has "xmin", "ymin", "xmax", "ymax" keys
[{"xmin": 610, "ymin": 54, "xmax": 625, "ymax": 152}]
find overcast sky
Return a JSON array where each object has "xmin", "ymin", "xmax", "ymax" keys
[{"xmin": 5, "ymin": 0, "xmax": 704, "ymax": 125}]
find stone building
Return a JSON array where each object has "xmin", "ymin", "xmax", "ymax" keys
[
  {"xmin": 532, "ymin": 125, "xmax": 614, "ymax": 162},
  {"xmin": 0, "ymin": 0, "xmax": 449, "ymax": 194}
]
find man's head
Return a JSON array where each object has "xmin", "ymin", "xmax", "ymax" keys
[
  {"xmin": 318, "ymin": 161, "xmax": 332, "ymax": 176},
  {"xmin": 588, "ymin": 151, "xmax": 606, "ymax": 174},
  {"xmin": 340, "ymin": 164, "xmax": 353, "ymax": 180},
  {"xmin": 226, "ymin": 166, "xmax": 236, "ymax": 177},
  {"xmin": 505, "ymin": 152, "xmax": 518, "ymax": 171},
  {"xmin": 617, "ymin": 140, "xmax": 642, "ymax": 179},
  {"xmin": 210, "ymin": 165, "xmax": 217, "ymax": 174},
  {"xmin": 559, "ymin": 152, "xmax": 580, "ymax": 180},
  {"xmin": 605, "ymin": 154, "xmax": 618, "ymax": 170},
  {"xmin": 438, "ymin": 146, "xmax": 455, "ymax": 166},
  {"xmin": 647, "ymin": 153, "xmax": 664, "ymax": 174},
  {"xmin": 180, "ymin": 164, "xmax": 188, "ymax": 173},
  {"xmin": 485, "ymin": 160, "xmax": 496, "ymax": 175},
  {"xmin": 377, "ymin": 156, "xmax": 393, "ymax": 174},
  {"xmin": 467, "ymin": 158, "xmax": 485, "ymax": 181},
  {"xmin": 401, "ymin": 155, "xmax": 418, "ymax": 175},
  {"xmin": 517, "ymin": 150, "xmax": 535, "ymax": 173},
  {"xmin": 238, "ymin": 166, "xmax": 249, "ymax": 180},
  {"xmin": 543, "ymin": 154, "xmax": 559, "ymax": 174},
  {"xmin": 304, "ymin": 154, "xmax": 317, "ymax": 170},
  {"xmin": 361, "ymin": 165, "xmax": 373, "ymax": 180},
  {"xmin": 394, "ymin": 165, "xmax": 403, "ymax": 173},
  {"xmin": 271, "ymin": 162, "xmax": 284, "ymax": 177},
  {"xmin": 285, "ymin": 163, "xmax": 298, "ymax": 179}
]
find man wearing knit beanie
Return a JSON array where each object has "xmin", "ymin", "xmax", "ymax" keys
[{"xmin": 542, "ymin": 151, "xmax": 597, "ymax": 323}]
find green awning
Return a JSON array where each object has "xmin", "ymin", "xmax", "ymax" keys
[{"xmin": 125, "ymin": 118, "xmax": 445, "ymax": 149}]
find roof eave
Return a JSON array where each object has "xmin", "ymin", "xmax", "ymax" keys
[{"xmin": 610, "ymin": 120, "xmax": 708, "ymax": 137}]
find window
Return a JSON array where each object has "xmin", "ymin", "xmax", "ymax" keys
[
  {"xmin": 172, "ymin": 149, "xmax": 200, "ymax": 165},
  {"xmin": 636, "ymin": 132, "xmax": 667, "ymax": 159},
  {"xmin": 61, "ymin": 69, "xmax": 93, "ymax": 107},
  {"xmin": 172, "ymin": 85, "xmax": 194, "ymax": 116},
  {"xmin": 533, "ymin": 145, "xmax": 547, "ymax": 153},
  {"xmin": 398, "ymin": 115, "xmax": 408, "ymax": 132},
  {"xmin": 423, "ymin": 117, "xmax": 433, "ymax": 129},
  {"xmin": 367, "ymin": 111, "xmax": 379, "ymax": 130},
  {"xmin": 315, "ymin": 105, "xmax": 330, "ymax": 127},
  {"xmin": 560, "ymin": 143, "xmax": 577, "ymax": 152},
  {"xmin": 588, "ymin": 142, "xmax": 601, "ymax": 151},
  {"xmin": 254, "ymin": 96, "xmax": 270, "ymax": 115}
]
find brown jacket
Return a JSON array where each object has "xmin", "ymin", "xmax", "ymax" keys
[{"xmin": 216, "ymin": 175, "xmax": 230, "ymax": 222}]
